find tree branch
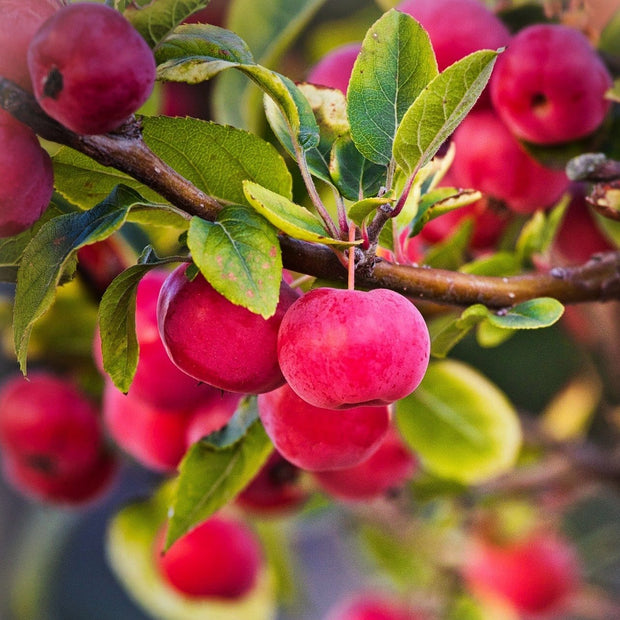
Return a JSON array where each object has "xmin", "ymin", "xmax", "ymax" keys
[{"xmin": 3, "ymin": 76, "xmax": 620, "ymax": 309}]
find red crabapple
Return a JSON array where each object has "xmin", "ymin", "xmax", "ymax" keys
[
  {"xmin": 0, "ymin": 0, "xmax": 62, "ymax": 91},
  {"xmin": 313, "ymin": 426, "xmax": 416, "ymax": 501},
  {"xmin": 2, "ymin": 448, "xmax": 117, "ymax": 505},
  {"xmin": 0, "ymin": 111, "xmax": 53, "ymax": 237},
  {"xmin": 27, "ymin": 3, "xmax": 156, "ymax": 134},
  {"xmin": 450, "ymin": 110, "xmax": 569, "ymax": 214},
  {"xmin": 0, "ymin": 372, "xmax": 103, "ymax": 476},
  {"xmin": 277, "ymin": 287, "xmax": 430, "ymax": 410},
  {"xmin": 490, "ymin": 24, "xmax": 613, "ymax": 145},
  {"xmin": 236, "ymin": 451, "xmax": 308, "ymax": 515},
  {"xmin": 94, "ymin": 269, "xmax": 221, "ymax": 411},
  {"xmin": 102, "ymin": 381, "xmax": 194, "ymax": 473},
  {"xmin": 258, "ymin": 383, "xmax": 391, "ymax": 472},
  {"xmin": 306, "ymin": 42, "xmax": 361, "ymax": 94},
  {"xmin": 325, "ymin": 592, "xmax": 422, "ymax": 620},
  {"xmin": 155, "ymin": 515, "xmax": 263, "ymax": 599},
  {"xmin": 463, "ymin": 531, "xmax": 580, "ymax": 615},
  {"xmin": 157, "ymin": 264, "xmax": 299, "ymax": 394}
]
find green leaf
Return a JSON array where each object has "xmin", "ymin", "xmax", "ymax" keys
[
  {"xmin": 459, "ymin": 251, "xmax": 522, "ymax": 276},
  {"xmin": 166, "ymin": 400, "xmax": 273, "ymax": 548},
  {"xmin": 487, "ymin": 297, "xmax": 564, "ymax": 330},
  {"xmin": 423, "ymin": 218, "xmax": 473, "ymax": 269},
  {"xmin": 348, "ymin": 195, "xmax": 395, "ymax": 227},
  {"xmin": 393, "ymin": 49, "xmax": 501, "ymax": 176},
  {"xmin": 124, "ymin": 0, "xmax": 208, "ymax": 49},
  {"xmin": 13, "ymin": 186, "xmax": 147, "ymax": 374},
  {"xmin": 396, "ymin": 359, "xmax": 522, "ymax": 484},
  {"xmin": 52, "ymin": 148, "xmax": 164, "ymax": 209},
  {"xmin": 329, "ymin": 135, "xmax": 388, "ymax": 201},
  {"xmin": 429, "ymin": 305, "xmax": 490, "ymax": 358},
  {"xmin": 265, "ymin": 83, "xmax": 348, "ymax": 184},
  {"xmin": 188, "ymin": 206, "xmax": 282, "ymax": 318},
  {"xmin": 98, "ymin": 248, "xmax": 174, "ymax": 393},
  {"xmin": 143, "ymin": 116, "xmax": 293, "ymax": 204},
  {"xmin": 156, "ymin": 23, "xmax": 254, "ymax": 81},
  {"xmin": 347, "ymin": 9, "xmax": 438, "ymax": 165},
  {"xmin": 106, "ymin": 481, "xmax": 276, "ymax": 620},
  {"xmin": 243, "ymin": 181, "xmax": 357, "ymax": 247},
  {"xmin": 213, "ymin": 0, "xmax": 327, "ymax": 131}
]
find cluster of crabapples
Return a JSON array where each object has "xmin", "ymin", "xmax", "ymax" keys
[
  {"xmin": 309, "ymin": 0, "xmax": 614, "ymax": 261},
  {"xmin": 0, "ymin": 0, "xmax": 598, "ymax": 615}
]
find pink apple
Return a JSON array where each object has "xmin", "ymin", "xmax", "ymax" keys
[
  {"xmin": 157, "ymin": 264, "xmax": 299, "ymax": 394},
  {"xmin": 277, "ymin": 287, "xmax": 430, "ymax": 409},
  {"xmin": 490, "ymin": 23, "xmax": 613, "ymax": 144},
  {"xmin": 306, "ymin": 42, "xmax": 361, "ymax": 94},
  {"xmin": 258, "ymin": 383, "xmax": 391, "ymax": 471}
]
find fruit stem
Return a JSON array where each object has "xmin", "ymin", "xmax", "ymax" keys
[{"xmin": 348, "ymin": 225, "xmax": 357, "ymax": 291}]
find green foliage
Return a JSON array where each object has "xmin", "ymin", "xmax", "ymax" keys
[
  {"xmin": 165, "ymin": 399, "xmax": 273, "ymax": 548},
  {"xmin": 13, "ymin": 186, "xmax": 151, "ymax": 374},
  {"xmin": 347, "ymin": 9, "xmax": 438, "ymax": 166},
  {"xmin": 188, "ymin": 205, "xmax": 282, "ymax": 318},
  {"xmin": 124, "ymin": 0, "xmax": 209, "ymax": 48},
  {"xmin": 393, "ymin": 49, "xmax": 501, "ymax": 176},
  {"xmin": 98, "ymin": 248, "xmax": 172, "ymax": 393},
  {"xmin": 213, "ymin": 0, "xmax": 327, "ymax": 130},
  {"xmin": 396, "ymin": 359, "xmax": 522, "ymax": 484}
]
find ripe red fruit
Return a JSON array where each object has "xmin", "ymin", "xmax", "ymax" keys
[
  {"xmin": 0, "ymin": 0, "xmax": 62, "ymax": 91},
  {"xmin": 157, "ymin": 264, "xmax": 299, "ymax": 394},
  {"xmin": 184, "ymin": 392, "xmax": 241, "ymax": 446},
  {"xmin": 306, "ymin": 42, "xmax": 361, "ymax": 93},
  {"xmin": 2, "ymin": 449, "xmax": 117, "ymax": 505},
  {"xmin": 463, "ymin": 532, "xmax": 580, "ymax": 615},
  {"xmin": 27, "ymin": 3, "xmax": 156, "ymax": 134},
  {"xmin": 450, "ymin": 109, "xmax": 569, "ymax": 214},
  {"xmin": 325, "ymin": 592, "xmax": 422, "ymax": 620},
  {"xmin": 0, "ymin": 111, "xmax": 53, "ymax": 237},
  {"xmin": 490, "ymin": 23, "xmax": 613, "ymax": 145},
  {"xmin": 236, "ymin": 451, "xmax": 307, "ymax": 515},
  {"xmin": 155, "ymin": 515, "xmax": 263, "ymax": 599},
  {"xmin": 277, "ymin": 288, "xmax": 430, "ymax": 410},
  {"xmin": 313, "ymin": 426, "xmax": 416, "ymax": 501},
  {"xmin": 102, "ymin": 382, "xmax": 193, "ymax": 473},
  {"xmin": 0, "ymin": 372, "xmax": 103, "ymax": 476},
  {"xmin": 258, "ymin": 383, "xmax": 391, "ymax": 471},
  {"xmin": 94, "ymin": 269, "xmax": 221, "ymax": 411}
]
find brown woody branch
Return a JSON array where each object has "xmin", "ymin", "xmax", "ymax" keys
[{"xmin": 3, "ymin": 77, "xmax": 620, "ymax": 309}]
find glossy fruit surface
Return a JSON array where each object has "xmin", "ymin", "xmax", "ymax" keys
[
  {"xmin": 277, "ymin": 287, "xmax": 430, "ymax": 409},
  {"xmin": 0, "ymin": 0, "xmax": 62, "ymax": 91},
  {"xmin": 313, "ymin": 426, "xmax": 416, "ymax": 501},
  {"xmin": 158, "ymin": 264, "xmax": 299, "ymax": 394},
  {"xmin": 490, "ymin": 23, "xmax": 612, "ymax": 144},
  {"xmin": 463, "ymin": 532, "xmax": 580, "ymax": 614},
  {"xmin": 258, "ymin": 383, "xmax": 391, "ymax": 471},
  {"xmin": 28, "ymin": 2, "xmax": 156, "ymax": 134},
  {"xmin": 155, "ymin": 515, "xmax": 263, "ymax": 599},
  {"xmin": 450, "ymin": 110, "xmax": 569, "ymax": 213},
  {"xmin": 0, "ymin": 111, "xmax": 53, "ymax": 237}
]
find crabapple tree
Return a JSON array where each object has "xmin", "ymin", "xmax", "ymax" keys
[{"xmin": 0, "ymin": 1, "xmax": 619, "ymax": 619}]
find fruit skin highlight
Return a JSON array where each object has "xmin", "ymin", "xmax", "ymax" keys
[
  {"xmin": 258, "ymin": 383, "xmax": 391, "ymax": 472},
  {"xmin": 155, "ymin": 515, "xmax": 263, "ymax": 599},
  {"xmin": 157, "ymin": 264, "xmax": 299, "ymax": 394},
  {"xmin": 27, "ymin": 2, "xmax": 156, "ymax": 134},
  {"xmin": 0, "ymin": 111, "xmax": 54, "ymax": 237},
  {"xmin": 277, "ymin": 288, "xmax": 430, "ymax": 410},
  {"xmin": 490, "ymin": 23, "xmax": 613, "ymax": 145}
]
